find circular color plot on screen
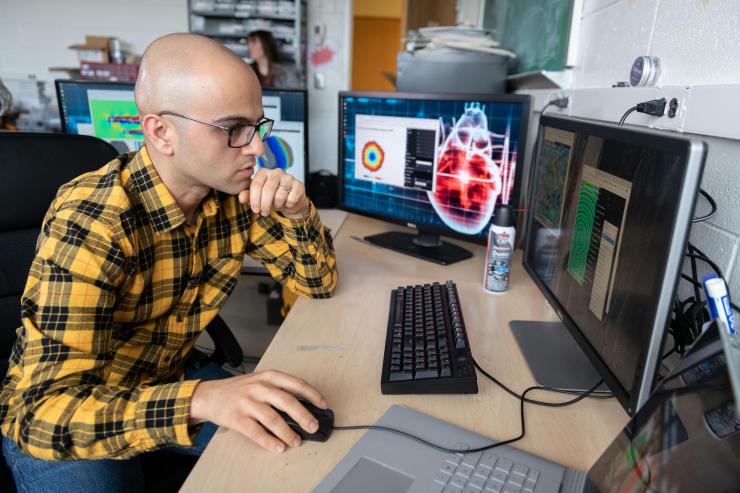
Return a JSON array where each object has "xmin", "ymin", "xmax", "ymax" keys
[
  {"xmin": 361, "ymin": 141, "xmax": 385, "ymax": 172},
  {"xmin": 257, "ymin": 135, "xmax": 294, "ymax": 171}
]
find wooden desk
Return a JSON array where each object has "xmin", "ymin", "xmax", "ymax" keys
[{"xmin": 181, "ymin": 214, "xmax": 629, "ymax": 492}]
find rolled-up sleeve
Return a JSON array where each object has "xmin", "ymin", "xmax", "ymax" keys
[{"xmin": 245, "ymin": 203, "xmax": 337, "ymax": 298}]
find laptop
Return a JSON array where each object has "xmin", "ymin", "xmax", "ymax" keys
[{"xmin": 312, "ymin": 325, "xmax": 740, "ymax": 493}]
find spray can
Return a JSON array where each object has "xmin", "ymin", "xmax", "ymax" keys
[{"xmin": 484, "ymin": 204, "xmax": 516, "ymax": 294}]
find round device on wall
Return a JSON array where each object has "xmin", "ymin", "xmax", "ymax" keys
[{"xmin": 630, "ymin": 56, "xmax": 662, "ymax": 87}]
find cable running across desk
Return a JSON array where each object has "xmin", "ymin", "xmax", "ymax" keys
[{"xmin": 333, "ymin": 379, "xmax": 606, "ymax": 454}]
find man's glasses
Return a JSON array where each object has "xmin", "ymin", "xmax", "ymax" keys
[{"xmin": 157, "ymin": 111, "xmax": 274, "ymax": 148}]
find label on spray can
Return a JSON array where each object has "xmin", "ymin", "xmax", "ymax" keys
[{"xmin": 484, "ymin": 205, "xmax": 516, "ymax": 294}]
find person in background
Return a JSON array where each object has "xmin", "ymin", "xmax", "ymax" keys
[{"xmin": 247, "ymin": 30, "xmax": 303, "ymax": 88}]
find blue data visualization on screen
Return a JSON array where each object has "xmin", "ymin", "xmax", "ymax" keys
[
  {"xmin": 340, "ymin": 95, "xmax": 525, "ymax": 240},
  {"xmin": 259, "ymin": 89, "xmax": 307, "ymax": 183},
  {"xmin": 57, "ymin": 81, "xmax": 142, "ymax": 154}
]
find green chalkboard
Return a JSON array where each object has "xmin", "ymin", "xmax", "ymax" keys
[{"xmin": 484, "ymin": 0, "xmax": 574, "ymax": 74}]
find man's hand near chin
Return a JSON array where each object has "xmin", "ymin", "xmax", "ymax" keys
[{"xmin": 238, "ymin": 168, "xmax": 310, "ymax": 219}]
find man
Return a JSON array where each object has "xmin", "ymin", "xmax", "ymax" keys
[{"xmin": 0, "ymin": 33, "xmax": 337, "ymax": 491}]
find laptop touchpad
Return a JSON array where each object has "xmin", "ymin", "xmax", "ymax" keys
[{"xmin": 329, "ymin": 457, "xmax": 414, "ymax": 493}]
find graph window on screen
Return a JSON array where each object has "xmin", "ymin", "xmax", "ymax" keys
[
  {"xmin": 56, "ymin": 81, "xmax": 143, "ymax": 153},
  {"xmin": 259, "ymin": 89, "xmax": 307, "ymax": 184},
  {"xmin": 340, "ymin": 94, "xmax": 529, "ymax": 242}
]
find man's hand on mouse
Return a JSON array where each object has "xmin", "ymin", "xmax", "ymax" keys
[
  {"xmin": 238, "ymin": 168, "xmax": 310, "ymax": 219},
  {"xmin": 189, "ymin": 369, "xmax": 327, "ymax": 453}
]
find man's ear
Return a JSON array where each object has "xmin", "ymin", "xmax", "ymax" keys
[{"xmin": 141, "ymin": 114, "xmax": 175, "ymax": 156}]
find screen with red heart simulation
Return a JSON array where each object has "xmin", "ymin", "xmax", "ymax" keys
[{"xmin": 339, "ymin": 93, "xmax": 528, "ymax": 241}]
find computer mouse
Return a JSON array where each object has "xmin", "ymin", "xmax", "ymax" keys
[{"xmin": 275, "ymin": 398, "xmax": 334, "ymax": 442}]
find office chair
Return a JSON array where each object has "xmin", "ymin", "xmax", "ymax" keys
[{"xmin": 0, "ymin": 132, "xmax": 243, "ymax": 492}]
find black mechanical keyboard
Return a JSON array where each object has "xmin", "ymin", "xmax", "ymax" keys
[{"xmin": 381, "ymin": 281, "xmax": 478, "ymax": 394}]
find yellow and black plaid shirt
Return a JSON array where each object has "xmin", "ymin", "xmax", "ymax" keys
[{"xmin": 0, "ymin": 146, "xmax": 337, "ymax": 460}]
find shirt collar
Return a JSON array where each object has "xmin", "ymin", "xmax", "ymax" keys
[{"xmin": 128, "ymin": 146, "xmax": 220, "ymax": 233}]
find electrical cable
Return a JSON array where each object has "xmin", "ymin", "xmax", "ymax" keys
[
  {"xmin": 618, "ymin": 99, "xmax": 667, "ymax": 126},
  {"xmin": 333, "ymin": 380, "xmax": 604, "ymax": 455},
  {"xmin": 541, "ymin": 96, "xmax": 569, "ymax": 115},
  {"xmin": 618, "ymin": 106, "xmax": 638, "ymax": 126},
  {"xmin": 473, "ymin": 358, "xmax": 611, "ymax": 405},
  {"xmin": 693, "ymin": 189, "xmax": 717, "ymax": 223},
  {"xmin": 334, "ymin": 385, "xmax": 534, "ymax": 454}
]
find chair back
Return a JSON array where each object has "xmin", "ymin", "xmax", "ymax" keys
[{"xmin": 0, "ymin": 132, "xmax": 118, "ymax": 367}]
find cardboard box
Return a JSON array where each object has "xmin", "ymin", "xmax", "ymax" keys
[{"xmin": 69, "ymin": 36, "xmax": 111, "ymax": 63}]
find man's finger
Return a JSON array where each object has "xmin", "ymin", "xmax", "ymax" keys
[
  {"xmin": 273, "ymin": 175, "xmax": 293, "ymax": 211},
  {"xmin": 252, "ymin": 402, "xmax": 301, "ymax": 449},
  {"xmin": 235, "ymin": 415, "xmax": 287, "ymax": 454},
  {"xmin": 284, "ymin": 181, "xmax": 304, "ymax": 210},
  {"xmin": 259, "ymin": 171, "xmax": 283, "ymax": 215},
  {"xmin": 270, "ymin": 390, "xmax": 319, "ymax": 435},
  {"xmin": 257, "ymin": 370, "xmax": 327, "ymax": 410},
  {"xmin": 249, "ymin": 169, "xmax": 268, "ymax": 213}
]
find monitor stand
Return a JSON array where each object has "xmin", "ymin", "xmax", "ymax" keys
[
  {"xmin": 363, "ymin": 231, "xmax": 473, "ymax": 266},
  {"xmin": 509, "ymin": 320, "xmax": 609, "ymax": 392}
]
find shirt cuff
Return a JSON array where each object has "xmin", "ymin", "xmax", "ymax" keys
[
  {"xmin": 274, "ymin": 202, "xmax": 323, "ymax": 245},
  {"xmin": 134, "ymin": 379, "xmax": 201, "ymax": 449}
]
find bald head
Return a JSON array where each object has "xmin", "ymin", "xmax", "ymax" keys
[{"xmin": 135, "ymin": 33, "xmax": 260, "ymax": 116}]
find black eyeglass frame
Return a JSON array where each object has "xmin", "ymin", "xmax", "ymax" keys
[{"xmin": 157, "ymin": 111, "xmax": 274, "ymax": 148}]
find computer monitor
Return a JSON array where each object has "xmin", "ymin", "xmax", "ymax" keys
[
  {"xmin": 338, "ymin": 91, "xmax": 531, "ymax": 265},
  {"xmin": 56, "ymin": 81, "xmax": 309, "ymax": 183},
  {"xmin": 56, "ymin": 80, "xmax": 143, "ymax": 153},
  {"xmin": 521, "ymin": 114, "xmax": 706, "ymax": 414},
  {"xmin": 587, "ymin": 324, "xmax": 740, "ymax": 491}
]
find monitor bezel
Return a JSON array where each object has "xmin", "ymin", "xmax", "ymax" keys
[
  {"xmin": 522, "ymin": 114, "xmax": 706, "ymax": 415},
  {"xmin": 337, "ymin": 90, "xmax": 531, "ymax": 246}
]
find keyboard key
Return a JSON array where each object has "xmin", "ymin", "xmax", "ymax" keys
[
  {"xmin": 490, "ymin": 470, "xmax": 508, "ymax": 483},
  {"xmin": 457, "ymin": 465, "xmax": 474, "ymax": 478},
  {"xmin": 461, "ymin": 451, "xmax": 483, "ymax": 468},
  {"xmin": 445, "ymin": 453, "xmax": 463, "ymax": 466},
  {"xmin": 416, "ymin": 368, "xmax": 439, "ymax": 379},
  {"xmin": 468, "ymin": 475, "xmax": 486, "ymax": 489},
  {"xmin": 389, "ymin": 370, "xmax": 412, "ymax": 381},
  {"xmin": 463, "ymin": 485, "xmax": 482, "ymax": 493},
  {"xmin": 484, "ymin": 479, "xmax": 503, "ymax": 492},
  {"xmin": 479, "ymin": 453, "xmax": 497, "ymax": 469},
  {"xmin": 508, "ymin": 474, "xmax": 524, "ymax": 487},
  {"xmin": 523, "ymin": 480, "xmax": 536, "ymax": 493},
  {"xmin": 474, "ymin": 464, "xmax": 491, "ymax": 480},
  {"xmin": 444, "ymin": 485, "xmax": 463, "ymax": 493},
  {"xmin": 496, "ymin": 459, "xmax": 513, "ymax": 474},
  {"xmin": 435, "ymin": 471, "xmax": 452, "ymax": 485},
  {"xmin": 450, "ymin": 474, "xmax": 467, "ymax": 487},
  {"xmin": 503, "ymin": 485, "xmax": 521, "ymax": 493},
  {"xmin": 441, "ymin": 462, "xmax": 458, "ymax": 475},
  {"xmin": 526, "ymin": 470, "xmax": 539, "ymax": 482},
  {"xmin": 512, "ymin": 465, "xmax": 528, "ymax": 477}
]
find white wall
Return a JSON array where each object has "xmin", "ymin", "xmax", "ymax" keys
[
  {"xmin": 306, "ymin": 0, "xmax": 353, "ymax": 173},
  {"xmin": 0, "ymin": 0, "xmax": 353, "ymax": 174},
  {"xmin": 525, "ymin": 0, "xmax": 740, "ymax": 304},
  {"xmin": 0, "ymin": 0, "xmax": 188, "ymax": 82}
]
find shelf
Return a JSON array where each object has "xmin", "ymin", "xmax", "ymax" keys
[
  {"xmin": 192, "ymin": 30, "xmax": 296, "ymax": 42},
  {"xmin": 191, "ymin": 9, "xmax": 296, "ymax": 21}
]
